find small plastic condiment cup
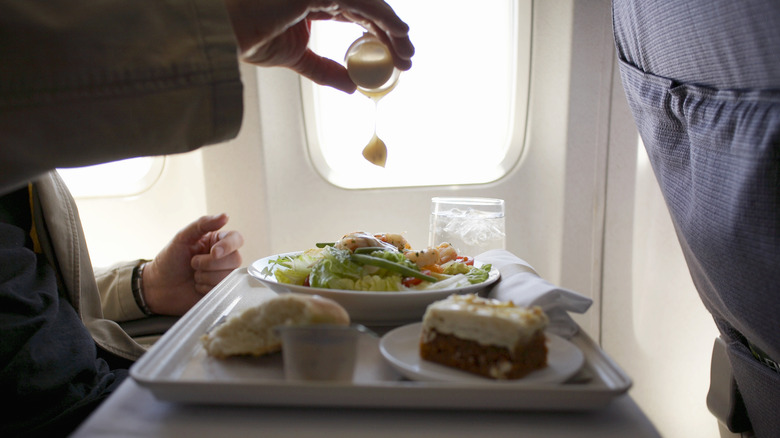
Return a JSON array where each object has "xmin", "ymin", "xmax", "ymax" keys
[
  {"xmin": 345, "ymin": 33, "xmax": 400, "ymax": 96},
  {"xmin": 275, "ymin": 324, "xmax": 372, "ymax": 382}
]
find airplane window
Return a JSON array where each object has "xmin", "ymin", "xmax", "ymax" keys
[
  {"xmin": 57, "ymin": 157, "xmax": 163, "ymax": 198},
  {"xmin": 302, "ymin": 0, "xmax": 530, "ymax": 189}
]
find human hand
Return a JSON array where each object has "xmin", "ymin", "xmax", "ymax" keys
[
  {"xmin": 222, "ymin": 0, "xmax": 415, "ymax": 93},
  {"xmin": 142, "ymin": 214, "xmax": 244, "ymax": 316}
]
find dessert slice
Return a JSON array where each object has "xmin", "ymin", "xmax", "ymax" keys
[{"xmin": 419, "ymin": 294, "xmax": 549, "ymax": 379}]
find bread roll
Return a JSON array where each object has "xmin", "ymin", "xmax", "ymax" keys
[{"xmin": 200, "ymin": 293, "xmax": 350, "ymax": 358}]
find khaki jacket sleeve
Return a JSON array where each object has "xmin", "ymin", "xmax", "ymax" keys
[
  {"xmin": 0, "ymin": 0, "xmax": 243, "ymax": 194},
  {"xmin": 94, "ymin": 261, "xmax": 148, "ymax": 322},
  {"xmin": 34, "ymin": 172, "xmax": 149, "ymax": 361}
]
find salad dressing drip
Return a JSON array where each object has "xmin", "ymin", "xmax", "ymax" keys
[{"xmin": 345, "ymin": 34, "xmax": 400, "ymax": 168}]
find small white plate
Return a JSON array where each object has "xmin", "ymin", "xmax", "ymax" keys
[
  {"xmin": 248, "ymin": 252, "xmax": 500, "ymax": 325},
  {"xmin": 379, "ymin": 322, "xmax": 584, "ymax": 384}
]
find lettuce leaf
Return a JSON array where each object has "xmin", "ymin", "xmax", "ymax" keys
[
  {"xmin": 465, "ymin": 263, "xmax": 492, "ymax": 284},
  {"xmin": 309, "ymin": 246, "xmax": 362, "ymax": 288},
  {"xmin": 325, "ymin": 274, "xmax": 404, "ymax": 291},
  {"xmin": 270, "ymin": 248, "xmax": 323, "ymax": 285},
  {"xmin": 441, "ymin": 261, "xmax": 493, "ymax": 284}
]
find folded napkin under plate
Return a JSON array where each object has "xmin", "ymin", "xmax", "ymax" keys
[{"xmin": 478, "ymin": 249, "xmax": 593, "ymax": 338}]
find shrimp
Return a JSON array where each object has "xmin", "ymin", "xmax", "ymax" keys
[
  {"xmin": 436, "ymin": 242, "xmax": 458, "ymax": 263},
  {"xmin": 404, "ymin": 243, "xmax": 458, "ymax": 267},
  {"xmin": 374, "ymin": 233, "xmax": 411, "ymax": 251},
  {"xmin": 334, "ymin": 231, "xmax": 397, "ymax": 252}
]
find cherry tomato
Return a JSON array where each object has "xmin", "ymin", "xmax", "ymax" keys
[
  {"xmin": 402, "ymin": 269, "xmax": 432, "ymax": 287},
  {"xmin": 457, "ymin": 256, "xmax": 475, "ymax": 265},
  {"xmin": 402, "ymin": 276, "xmax": 422, "ymax": 287}
]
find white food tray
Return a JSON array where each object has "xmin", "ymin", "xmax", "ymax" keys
[{"xmin": 131, "ymin": 269, "xmax": 632, "ymax": 411}]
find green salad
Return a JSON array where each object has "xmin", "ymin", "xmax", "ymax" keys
[{"xmin": 261, "ymin": 245, "xmax": 492, "ymax": 292}]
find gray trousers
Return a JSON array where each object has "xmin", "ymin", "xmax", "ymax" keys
[{"xmin": 612, "ymin": 1, "xmax": 780, "ymax": 437}]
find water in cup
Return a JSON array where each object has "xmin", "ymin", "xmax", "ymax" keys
[{"xmin": 429, "ymin": 197, "xmax": 506, "ymax": 256}]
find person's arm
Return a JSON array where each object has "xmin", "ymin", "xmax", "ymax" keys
[
  {"xmin": 95, "ymin": 261, "xmax": 148, "ymax": 322},
  {"xmin": 95, "ymin": 214, "xmax": 244, "ymax": 321},
  {"xmin": 0, "ymin": 0, "xmax": 244, "ymax": 194},
  {"xmin": 1, "ymin": 0, "xmax": 417, "ymax": 196}
]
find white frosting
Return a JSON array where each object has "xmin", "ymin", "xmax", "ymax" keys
[{"xmin": 421, "ymin": 294, "xmax": 548, "ymax": 350}]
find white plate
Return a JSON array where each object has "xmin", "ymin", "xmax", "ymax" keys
[
  {"xmin": 379, "ymin": 322, "xmax": 584, "ymax": 384},
  {"xmin": 248, "ymin": 252, "xmax": 500, "ymax": 325}
]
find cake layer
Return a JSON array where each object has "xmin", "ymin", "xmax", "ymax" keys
[
  {"xmin": 420, "ymin": 328, "xmax": 548, "ymax": 379},
  {"xmin": 420, "ymin": 294, "xmax": 548, "ymax": 350}
]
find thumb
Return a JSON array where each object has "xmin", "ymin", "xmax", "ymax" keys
[{"xmin": 291, "ymin": 49, "xmax": 357, "ymax": 94}]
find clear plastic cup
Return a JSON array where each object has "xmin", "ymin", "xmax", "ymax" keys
[
  {"xmin": 275, "ymin": 324, "xmax": 368, "ymax": 382},
  {"xmin": 429, "ymin": 197, "xmax": 506, "ymax": 257}
]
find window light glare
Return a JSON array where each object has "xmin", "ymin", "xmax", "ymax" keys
[{"xmin": 57, "ymin": 157, "xmax": 162, "ymax": 198}]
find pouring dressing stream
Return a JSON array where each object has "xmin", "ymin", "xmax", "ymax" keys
[{"xmin": 345, "ymin": 34, "xmax": 400, "ymax": 167}]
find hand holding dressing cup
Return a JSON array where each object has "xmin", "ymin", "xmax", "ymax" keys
[{"xmin": 345, "ymin": 33, "xmax": 401, "ymax": 167}]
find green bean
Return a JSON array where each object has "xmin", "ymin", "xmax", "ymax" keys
[
  {"xmin": 350, "ymin": 253, "xmax": 438, "ymax": 282},
  {"xmin": 315, "ymin": 242, "xmax": 335, "ymax": 248},
  {"xmin": 353, "ymin": 246, "xmax": 395, "ymax": 254}
]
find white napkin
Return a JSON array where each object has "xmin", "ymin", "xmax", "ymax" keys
[{"xmin": 478, "ymin": 249, "xmax": 593, "ymax": 338}]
